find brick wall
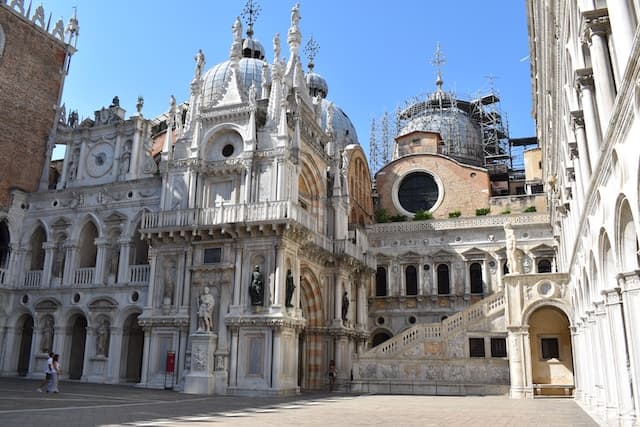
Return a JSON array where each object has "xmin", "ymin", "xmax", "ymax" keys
[{"xmin": 0, "ymin": 6, "xmax": 66, "ymax": 208}]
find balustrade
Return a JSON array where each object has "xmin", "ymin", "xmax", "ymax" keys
[
  {"xmin": 73, "ymin": 267, "xmax": 95, "ymax": 286},
  {"xmin": 24, "ymin": 270, "xmax": 43, "ymax": 288},
  {"xmin": 129, "ymin": 264, "xmax": 150, "ymax": 284}
]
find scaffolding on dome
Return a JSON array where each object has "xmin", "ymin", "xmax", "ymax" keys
[{"xmin": 369, "ymin": 87, "xmax": 512, "ymax": 178}]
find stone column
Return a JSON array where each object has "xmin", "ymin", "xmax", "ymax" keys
[
  {"xmin": 94, "ymin": 238, "xmax": 110, "ymax": 285},
  {"xmin": 583, "ymin": 11, "xmax": 616, "ymax": 131},
  {"xmin": 570, "ymin": 110, "xmax": 592, "ymax": 186},
  {"xmin": 602, "ymin": 287, "xmax": 635, "ymax": 420},
  {"xmin": 618, "ymin": 270, "xmax": 640, "ymax": 420},
  {"xmin": 570, "ymin": 325, "xmax": 583, "ymax": 399},
  {"xmin": 62, "ymin": 242, "xmax": 76, "ymax": 287},
  {"xmin": 334, "ymin": 277, "xmax": 343, "ymax": 325},
  {"xmin": 139, "ymin": 325, "xmax": 152, "ymax": 386},
  {"xmin": 586, "ymin": 311, "xmax": 605, "ymax": 408},
  {"xmin": 594, "ymin": 301, "xmax": 619, "ymax": 415},
  {"xmin": 507, "ymin": 326, "xmax": 532, "ymax": 398},
  {"xmin": 145, "ymin": 247, "xmax": 158, "ymax": 308},
  {"xmin": 606, "ymin": 0, "xmax": 636, "ymax": 74},
  {"xmin": 575, "ymin": 69, "xmax": 602, "ymax": 171},
  {"xmin": 356, "ymin": 280, "xmax": 366, "ymax": 329},
  {"xmin": 107, "ymin": 326, "xmax": 123, "ymax": 383}
]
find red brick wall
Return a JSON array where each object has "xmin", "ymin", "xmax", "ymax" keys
[{"xmin": 0, "ymin": 6, "xmax": 66, "ymax": 208}]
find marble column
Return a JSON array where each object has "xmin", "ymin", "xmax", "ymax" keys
[
  {"xmin": 586, "ymin": 311, "xmax": 605, "ymax": 408},
  {"xmin": 606, "ymin": 0, "xmax": 636, "ymax": 74},
  {"xmin": 570, "ymin": 110, "xmax": 592, "ymax": 187},
  {"xmin": 139, "ymin": 325, "xmax": 152, "ymax": 386},
  {"xmin": 575, "ymin": 69, "xmax": 602, "ymax": 171},
  {"xmin": 618, "ymin": 270, "xmax": 640, "ymax": 420},
  {"xmin": 94, "ymin": 238, "xmax": 110, "ymax": 285},
  {"xmin": 62, "ymin": 242, "xmax": 76, "ymax": 287},
  {"xmin": 117, "ymin": 238, "xmax": 131, "ymax": 284},
  {"xmin": 107, "ymin": 326, "xmax": 123, "ymax": 383},
  {"xmin": 42, "ymin": 242, "xmax": 56, "ymax": 289},
  {"xmin": 507, "ymin": 326, "xmax": 532, "ymax": 398},
  {"xmin": 602, "ymin": 287, "xmax": 635, "ymax": 420},
  {"xmin": 595, "ymin": 301, "xmax": 620, "ymax": 415},
  {"xmin": 583, "ymin": 11, "xmax": 616, "ymax": 132}
]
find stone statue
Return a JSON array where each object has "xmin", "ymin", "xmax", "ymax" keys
[
  {"xmin": 341, "ymin": 291, "xmax": 349, "ymax": 321},
  {"xmin": 163, "ymin": 259, "xmax": 176, "ymax": 304},
  {"xmin": 110, "ymin": 96, "xmax": 120, "ymax": 108},
  {"xmin": 109, "ymin": 240, "xmax": 119, "ymax": 277},
  {"xmin": 504, "ymin": 222, "xmax": 520, "ymax": 274},
  {"xmin": 248, "ymin": 82, "xmax": 257, "ymax": 106},
  {"xmin": 96, "ymin": 319, "xmax": 110, "ymax": 356},
  {"xmin": 197, "ymin": 286, "xmax": 215, "ymax": 333},
  {"xmin": 285, "ymin": 269, "xmax": 295, "ymax": 308},
  {"xmin": 40, "ymin": 317, "xmax": 54, "ymax": 353},
  {"xmin": 249, "ymin": 265, "xmax": 264, "ymax": 306},
  {"xmin": 232, "ymin": 17, "xmax": 242, "ymax": 44},
  {"xmin": 68, "ymin": 110, "xmax": 78, "ymax": 127},
  {"xmin": 273, "ymin": 32, "xmax": 281, "ymax": 60},
  {"xmin": 194, "ymin": 49, "xmax": 205, "ymax": 79},
  {"xmin": 290, "ymin": 3, "xmax": 301, "ymax": 28},
  {"xmin": 136, "ymin": 96, "xmax": 144, "ymax": 115}
]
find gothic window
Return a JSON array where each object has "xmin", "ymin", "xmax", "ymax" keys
[
  {"xmin": 397, "ymin": 172, "xmax": 439, "ymax": 213},
  {"xmin": 376, "ymin": 267, "xmax": 387, "ymax": 297},
  {"xmin": 437, "ymin": 264, "xmax": 450, "ymax": 295},
  {"xmin": 469, "ymin": 262, "xmax": 483, "ymax": 294},
  {"xmin": 503, "ymin": 261, "xmax": 509, "ymax": 275},
  {"xmin": 469, "ymin": 338, "xmax": 485, "ymax": 357},
  {"xmin": 0, "ymin": 220, "xmax": 10, "ymax": 269},
  {"xmin": 405, "ymin": 265, "xmax": 417, "ymax": 296},
  {"xmin": 537, "ymin": 259, "xmax": 552, "ymax": 273},
  {"xmin": 29, "ymin": 227, "xmax": 46, "ymax": 270}
]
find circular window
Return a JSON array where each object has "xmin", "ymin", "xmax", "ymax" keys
[
  {"xmin": 222, "ymin": 144, "xmax": 234, "ymax": 157},
  {"xmin": 21, "ymin": 295, "xmax": 29, "ymax": 304},
  {"xmin": 408, "ymin": 316, "xmax": 416, "ymax": 324},
  {"xmin": 127, "ymin": 191, "xmax": 133, "ymax": 198},
  {"xmin": 72, "ymin": 293, "xmax": 81, "ymax": 303},
  {"xmin": 131, "ymin": 291, "xmax": 140, "ymax": 302},
  {"xmin": 397, "ymin": 172, "xmax": 439, "ymax": 213},
  {"xmin": 377, "ymin": 317, "xmax": 385, "ymax": 325},
  {"xmin": 423, "ymin": 264, "xmax": 430, "ymax": 271}
]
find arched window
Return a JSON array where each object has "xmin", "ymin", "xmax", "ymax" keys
[
  {"xmin": 437, "ymin": 264, "xmax": 450, "ymax": 295},
  {"xmin": 469, "ymin": 262, "xmax": 483, "ymax": 294},
  {"xmin": 503, "ymin": 262, "xmax": 509, "ymax": 275},
  {"xmin": 405, "ymin": 265, "xmax": 417, "ymax": 296},
  {"xmin": 375, "ymin": 267, "xmax": 387, "ymax": 297},
  {"xmin": 537, "ymin": 259, "xmax": 552, "ymax": 273}
]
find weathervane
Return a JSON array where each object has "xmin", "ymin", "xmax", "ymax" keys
[
  {"xmin": 431, "ymin": 42, "xmax": 446, "ymax": 89},
  {"xmin": 241, "ymin": 0, "xmax": 261, "ymax": 38},
  {"xmin": 304, "ymin": 36, "xmax": 320, "ymax": 71}
]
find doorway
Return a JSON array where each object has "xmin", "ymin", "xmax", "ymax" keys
[
  {"xmin": 17, "ymin": 315, "xmax": 34, "ymax": 376},
  {"xmin": 68, "ymin": 315, "xmax": 87, "ymax": 379},
  {"xmin": 121, "ymin": 313, "xmax": 143, "ymax": 382}
]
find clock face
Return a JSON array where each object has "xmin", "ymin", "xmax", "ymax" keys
[{"xmin": 86, "ymin": 142, "xmax": 114, "ymax": 178}]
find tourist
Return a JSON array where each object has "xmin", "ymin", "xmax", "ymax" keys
[
  {"xmin": 48, "ymin": 354, "xmax": 61, "ymax": 393},
  {"xmin": 36, "ymin": 352, "xmax": 54, "ymax": 392}
]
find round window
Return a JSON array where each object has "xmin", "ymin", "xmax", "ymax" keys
[
  {"xmin": 222, "ymin": 144, "xmax": 234, "ymax": 157},
  {"xmin": 398, "ymin": 172, "xmax": 439, "ymax": 213},
  {"xmin": 72, "ymin": 293, "xmax": 81, "ymax": 303}
]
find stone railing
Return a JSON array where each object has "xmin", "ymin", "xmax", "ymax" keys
[
  {"xmin": 368, "ymin": 213, "xmax": 550, "ymax": 234},
  {"xmin": 371, "ymin": 291, "xmax": 505, "ymax": 358},
  {"xmin": 24, "ymin": 270, "xmax": 43, "ymax": 288},
  {"xmin": 334, "ymin": 239, "xmax": 376, "ymax": 268},
  {"xmin": 0, "ymin": 268, "xmax": 7, "ymax": 285},
  {"xmin": 73, "ymin": 267, "xmax": 95, "ymax": 286},
  {"xmin": 129, "ymin": 264, "xmax": 150, "ymax": 284},
  {"xmin": 141, "ymin": 201, "xmax": 318, "ymax": 233}
]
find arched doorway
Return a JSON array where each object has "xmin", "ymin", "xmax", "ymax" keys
[
  {"xmin": 372, "ymin": 331, "xmax": 392, "ymax": 347},
  {"xmin": 121, "ymin": 313, "xmax": 143, "ymax": 382},
  {"xmin": 68, "ymin": 315, "xmax": 87, "ymax": 380},
  {"xmin": 298, "ymin": 272, "xmax": 325, "ymax": 390},
  {"xmin": 528, "ymin": 306, "xmax": 574, "ymax": 395},
  {"xmin": 17, "ymin": 314, "xmax": 34, "ymax": 376}
]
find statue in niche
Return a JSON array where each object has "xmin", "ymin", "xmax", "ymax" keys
[
  {"xmin": 118, "ymin": 141, "xmax": 132, "ymax": 180},
  {"xmin": 249, "ymin": 265, "xmax": 264, "ymax": 306},
  {"xmin": 163, "ymin": 258, "xmax": 176, "ymax": 305},
  {"xmin": 341, "ymin": 291, "xmax": 349, "ymax": 321},
  {"xmin": 194, "ymin": 49, "xmax": 205, "ymax": 79},
  {"xmin": 40, "ymin": 317, "xmax": 54, "ymax": 353},
  {"xmin": 109, "ymin": 240, "xmax": 119, "ymax": 278},
  {"xmin": 96, "ymin": 319, "xmax": 110, "ymax": 356},
  {"xmin": 285, "ymin": 269, "xmax": 295, "ymax": 308},
  {"xmin": 66, "ymin": 149, "xmax": 79, "ymax": 185},
  {"xmin": 197, "ymin": 286, "xmax": 215, "ymax": 333},
  {"xmin": 504, "ymin": 222, "xmax": 521, "ymax": 274}
]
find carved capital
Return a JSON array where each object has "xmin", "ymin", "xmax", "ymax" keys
[
  {"xmin": 582, "ymin": 9, "xmax": 610, "ymax": 42},
  {"xmin": 575, "ymin": 68, "xmax": 595, "ymax": 91}
]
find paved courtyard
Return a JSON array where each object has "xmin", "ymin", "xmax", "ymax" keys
[{"xmin": 0, "ymin": 377, "xmax": 598, "ymax": 426}]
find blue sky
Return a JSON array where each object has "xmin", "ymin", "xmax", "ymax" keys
[{"xmin": 44, "ymin": 1, "xmax": 534, "ymax": 160}]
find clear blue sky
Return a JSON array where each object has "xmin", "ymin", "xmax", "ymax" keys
[{"xmin": 45, "ymin": 1, "xmax": 534, "ymax": 160}]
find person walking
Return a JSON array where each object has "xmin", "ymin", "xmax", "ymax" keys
[
  {"xmin": 36, "ymin": 352, "xmax": 54, "ymax": 392},
  {"xmin": 47, "ymin": 354, "xmax": 61, "ymax": 393}
]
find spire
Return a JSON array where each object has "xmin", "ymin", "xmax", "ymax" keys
[
  {"xmin": 230, "ymin": 17, "xmax": 243, "ymax": 61},
  {"xmin": 304, "ymin": 35, "xmax": 319, "ymax": 72},
  {"xmin": 431, "ymin": 42, "xmax": 446, "ymax": 92},
  {"xmin": 287, "ymin": 3, "xmax": 302, "ymax": 57},
  {"xmin": 65, "ymin": 6, "xmax": 79, "ymax": 47}
]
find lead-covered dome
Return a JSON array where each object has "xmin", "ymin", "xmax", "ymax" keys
[
  {"xmin": 201, "ymin": 57, "xmax": 268, "ymax": 107},
  {"xmin": 320, "ymin": 99, "xmax": 358, "ymax": 148}
]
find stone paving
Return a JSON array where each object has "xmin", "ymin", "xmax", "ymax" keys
[{"xmin": 0, "ymin": 377, "xmax": 598, "ymax": 426}]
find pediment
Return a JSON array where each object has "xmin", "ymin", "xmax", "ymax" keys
[
  {"xmin": 105, "ymin": 211, "xmax": 127, "ymax": 224},
  {"xmin": 461, "ymin": 247, "xmax": 488, "ymax": 261},
  {"xmin": 52, "ymin": 217, "xmax": 70, "ymax": 229},
  {"xmin": 400, "ymin": 250, "xmax": 422, "ymax": 260},
  {"xmin": 35, "ymin": 298, "xmax": 61, "ymax": 312},
  {"xmin": 431, "ymin": 249, "xmax": 455, "ymax": 261},
  {"xmin": 529, "ymin": 244, "xmax": 555, "ymax": 257},
  {"xmin": 88, "ymin": 297, "xmax": 119, "ymax": 311}
]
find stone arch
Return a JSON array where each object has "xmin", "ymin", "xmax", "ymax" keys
[
  {"xmin": 370, "ymin": 327, "xmax": 394, "ymax": 347},
  {"xmin": 299, "ymin": 267, "xmax": 325, "ymax": 389},
  {"xmin": 65, "ymin": 309, "xmax": 88, "ymax": 380},
  {"xmin": 72, "ymin": 213, "xmax": 104, "ymax": 241},
  {"xmin": 298, "ymin": 153, "xmax": 326, "ymax": 234},
  {"xmin": 588, "ymin": 252, "xmax": 598, "ymax": 301},
  {"xmin": 15, "ymin": 313, "xmax": 34, "ymax": 376},
  {"xmin": 76, "ymin": 219, "xmax": 99, "ymax": 271},
  {"xmin": 522, "ymin": 297, "xmax": 573, "ymax": 327},
  {"xmin": 614, "ymin": 197, "xmax": 639, "ymax": 271},
  {"xmin": 199, "ymin": 123, "xmax": 246, "ymax": 160},
  {"xmin": 26, "ymin": 224, "xmax": 46, "ymax": 271},
  {"xmin": 598, "ymin": 230, "xmax": 615, "ymax": 293}
]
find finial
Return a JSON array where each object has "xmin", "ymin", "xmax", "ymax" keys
[
  {"xmin": 230, "ymin": 17, "xmax": 243, "ymax": 60},
  {"xmin": 287, "ymin": 3, "xmax": 302, "ymax": 55},
  {"xmin": 273, "ymin": 33, "xmax": 281, "ymax": 61},
  {"xmin": 65, "ymin": 6, "xmax": 79, "ymax": 46},
  {"xmin": 431, "ymin": 42, "xmax": 446, "ymax": 90},
  {"xmin": 241, "ymin": 0, "xmax": 261, "ymax": 39},
  {"xmin": 194, "ymin": 49, "xmax": 205, "ymax": 80},
  {"xmin": 304, "ymin": 36, "xmax": 319, "ymax": 71},
  {"xmin": 136, "ymin": 96, "xmax": 144, "ymax": 115}
]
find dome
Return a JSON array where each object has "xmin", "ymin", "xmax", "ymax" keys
[
  {"xmin": 399, "ymin": 98, "xmax": 483, "ymax": 166},
  {"xmin": 320, "ymin": 99, "xmax": 358, "ymax": 148},
  {"xmin": 306, "ymin": 71, "xmax": 328, "ymax": 98},
  {"xmin": 201, "ymin": 57, "xmax": 268, "ymax": 106},
  {"xmin": 242, "ymin": 37, "xmax": 265, "ymax": 60}
]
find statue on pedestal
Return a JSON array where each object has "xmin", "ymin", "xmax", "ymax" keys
[
  {"xmin": 96, "ymin": 319, "xmax": 110, "ymax": 357},
  {"xmin": 249, "ymin": 265, "xmax": 264, "ymax": 305},
  {"xmin": 341, "ymin": 291, "xmax": 349, "ymax": 321},
  {"xmin": 504, "ymin": 222, "xmax": 521, "ymax": 274},
  {"xmin": 197, "ymin": 287, "xmax": 215, "ymax": 333}
]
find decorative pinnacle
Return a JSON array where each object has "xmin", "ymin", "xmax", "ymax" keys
[
  {"xmin": 431, "ymin": 42, "xmax": 446, "ymax": 89},
  {"xmin": 241, "ymin": 0, "xmax": 261, "ymax": 38},
  {"xmin": 304, "ymin": 36, "xmax": 320, "ymax": 71}
]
